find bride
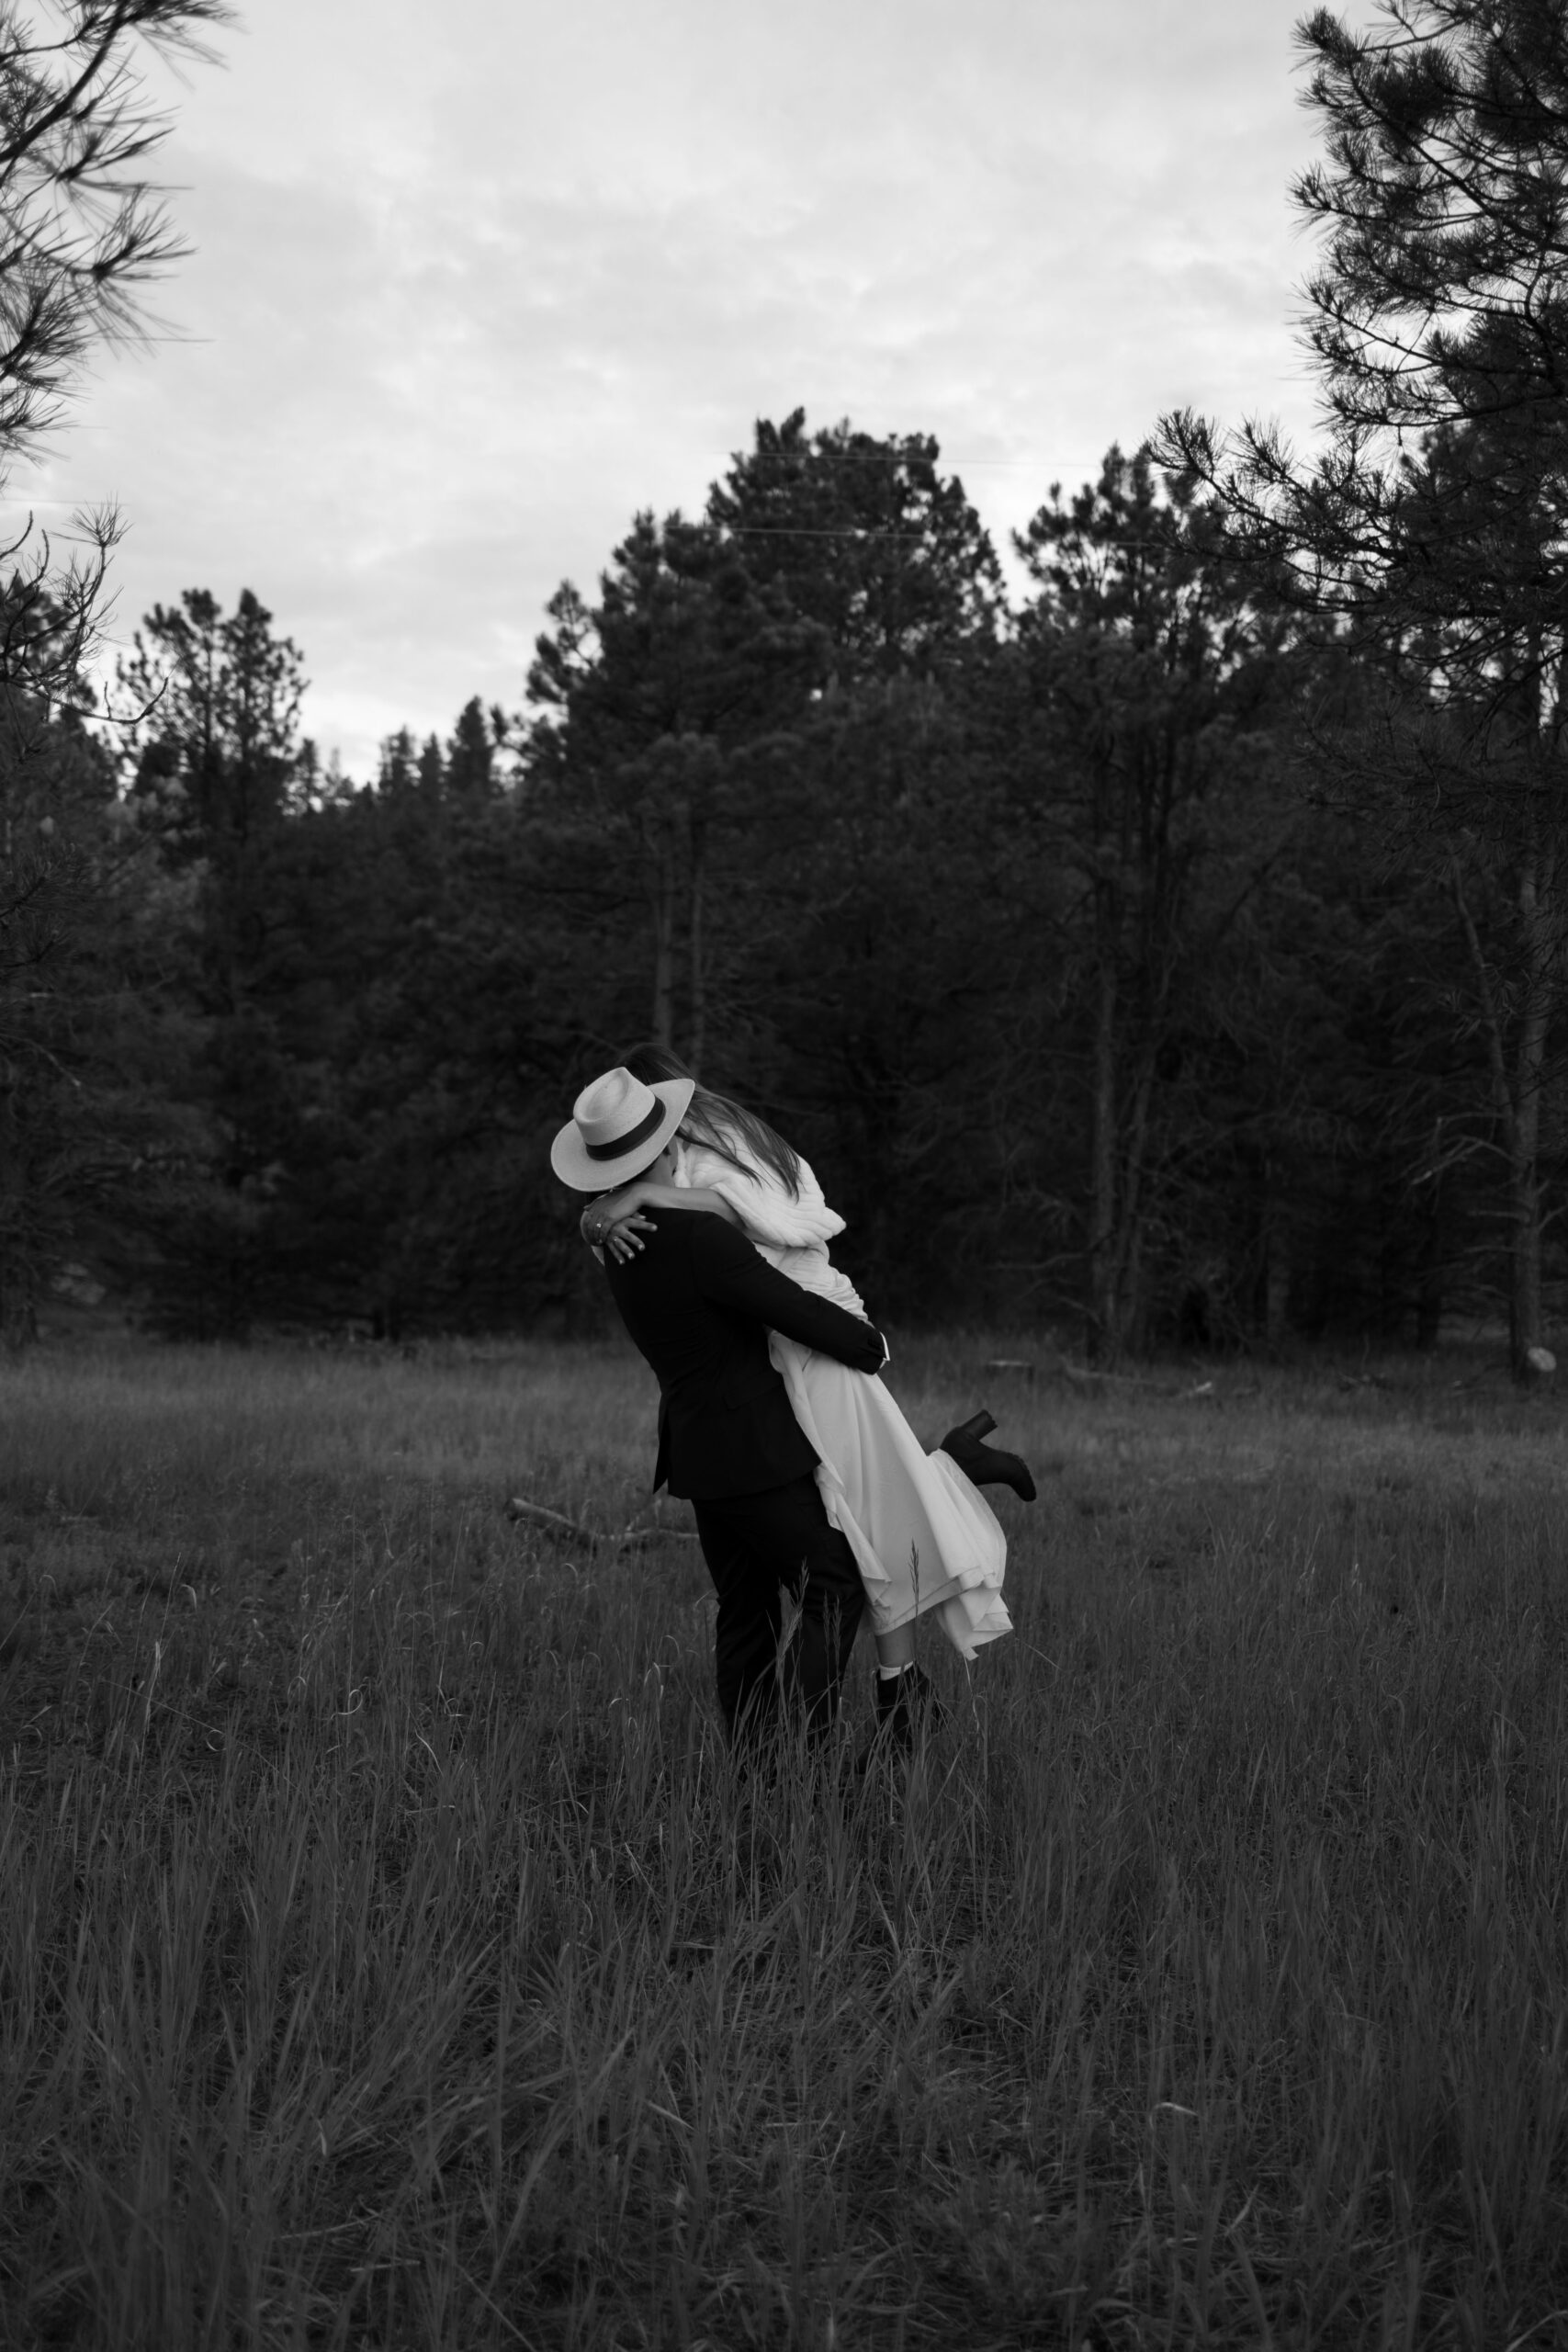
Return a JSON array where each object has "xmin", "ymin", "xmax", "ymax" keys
[{"xmin": 579, "ymin": 1046, "xmax": 1034, "ymax": 1747}]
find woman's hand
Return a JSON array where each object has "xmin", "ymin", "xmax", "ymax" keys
[
  {"xmin": 603, "ymin": 1208, "xmax": 656, "ymax": 1262},
  {"xmin": 581, "ymin": 1191, "xmax": 658, "ymax": 1262}
]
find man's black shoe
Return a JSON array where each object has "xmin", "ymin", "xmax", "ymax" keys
[{"xmin": 857, "ymin": 1663, "xmax": 948, "ymax": 1769}]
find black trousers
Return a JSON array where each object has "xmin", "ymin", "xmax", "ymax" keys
[{"xmin": 692, "ymin": 1473, "xmax": 865, "ymax": 1746}]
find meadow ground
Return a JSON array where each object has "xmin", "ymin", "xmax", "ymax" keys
[{"xmin": 2, "ymin": 1332, "xmax": 1567, "ymax": 2350}]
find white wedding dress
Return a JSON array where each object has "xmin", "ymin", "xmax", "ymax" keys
[{"xmin": 672, "ymin": 1136, "xmax": 1012, "ymax": 1659}]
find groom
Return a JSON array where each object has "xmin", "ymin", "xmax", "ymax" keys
[{"xmin": 553, "ymin": 1065, "xmax": 887, "ymax": 1748}]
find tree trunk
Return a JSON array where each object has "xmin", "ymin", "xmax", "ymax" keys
[
  {"xmin": 649, "ymin": 818, "xmax": 676, "ymax": 1047},
  {"xmin": 1251, "ymin": 1156, "xmax": 1290, "ymax": 1345},
  {"xmin": 1507, "ymin": 1145, "xmax": 1544, "ymax": 1369},
  {"xmin": 1508, "ymin": 836, "xmax": 1552, "ymax": 1371},
  {"xmin": 1265, "ymin": 1237, "xmax": 1291, "ymax": 1345},
  {"xmin": 1111, "ymin": 1025, "xmax": 1160, "ymax": 1354},
  {"xmin": 687, "ymin": 816, "xmax": 705, "ymax": 1078},
  {"xmin": 1087, "ymin": 888, "xmax": 1119, "ymax": 1362},
  {"xmin": 1416, "ymin": 1168, "xmax": 1443, "ymax": 1351},
  {"xmin": 1452, "ymin": 852, "xmax": 1552, "ymax": 1379}
]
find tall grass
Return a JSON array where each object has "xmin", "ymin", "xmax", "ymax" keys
[{"xmin": 2, "ymin": 1340, "xmax": 1567, "ymax": 2346}]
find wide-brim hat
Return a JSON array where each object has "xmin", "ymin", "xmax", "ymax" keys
[{"xmin": 550, "ymin": 1065, "xmax": 695, "ymax": 1191}]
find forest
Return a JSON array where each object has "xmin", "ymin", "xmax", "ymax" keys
[
  {"xmin": 14, "ymin": 17, "xmax": 1568, "ymax": 2348},
  {"xmin": 6, "ymin": 0, "xmax": 1568, "ymax": 1374}
]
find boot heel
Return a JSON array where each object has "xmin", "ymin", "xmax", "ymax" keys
[{"xmin": 939, "ymin": 1411, "xmax": 1037, "ymax": 1503}]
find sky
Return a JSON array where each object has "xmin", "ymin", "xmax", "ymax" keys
[{"xmin": 10, "ymin": 0, "xmax": 1348, "ymax": 782}]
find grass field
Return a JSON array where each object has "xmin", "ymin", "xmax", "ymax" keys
[{"xmin": 2, "ymin": 1333, "xmax": 1568, "ymax": 2349}]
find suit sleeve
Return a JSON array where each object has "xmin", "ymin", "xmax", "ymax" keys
[{"xmin": 690, "ymin": 1216, "xmax": 886, "ymax": 1373}]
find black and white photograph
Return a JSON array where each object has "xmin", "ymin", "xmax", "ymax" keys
[{"xmin": 4, "ymin": 2, "xmax": 1568, "ymax": 2344}]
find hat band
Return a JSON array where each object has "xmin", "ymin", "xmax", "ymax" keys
[{"xmin": 584, "ymin": 1099, "xmax": 666, "ymax": 1161}]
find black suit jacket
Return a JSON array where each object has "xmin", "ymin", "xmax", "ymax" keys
[{"xmin": 604, "ymin": 1207, "xmax": 886, "ymax": 1499}]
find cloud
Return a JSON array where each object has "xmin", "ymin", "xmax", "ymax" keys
[{"xmin": 10, "ymin": 0, "xmax": 1340, "ymax": 779}]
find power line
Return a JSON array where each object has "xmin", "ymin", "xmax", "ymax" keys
[
  {"xmin": 708, "ymin": 448, "xmax": 1066, "ymax": 470},
  {"xmin": 719, "ymin": 525, "xmax": 933, "ymax": 541}
]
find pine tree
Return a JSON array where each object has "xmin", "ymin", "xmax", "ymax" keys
[
  {"xmin": 1163, "ymin": 0, "xmax": 1568, "ymax": 1374},
  {"xmin": 1013, "ymin": 447, "xmax": 1303, "ymax": 1358},
  {"xmin": 446, "ymin": 696, "xmax": 490, "ymax": 799},
  {"xmin": 707, "ymin": 409, "xmax": 1003, "ymax": 683},
  {"xmin": 525, "ymin": 509, "xmax": 821, "ymax": 1064},
  {"xmin": 117, "ymin": 590, "xmax": 312, "ymax": 1333},
  {"xmin": 0, "ymin": 6, "xmax": 230, "ymax": 1335}
]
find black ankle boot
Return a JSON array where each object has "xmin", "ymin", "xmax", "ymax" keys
[{"xmin": 940, "ymin": 1408, "xmax": 1037, "ymax": 1502}]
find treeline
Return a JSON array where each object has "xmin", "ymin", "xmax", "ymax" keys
[
  {"xmin": 0, "ymin": 423, "xmax": 1552, "ymax": 1357},
  {"xmin": 6, "ymin": 2, "xmax": 1568, "ymax": 1366}
]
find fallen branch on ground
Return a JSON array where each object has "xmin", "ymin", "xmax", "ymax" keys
[
  {"xmin": 504, "ymin": 1497, "xmax": 701, "ymax": 1547},
  {"xmin": 1049, "ymin": 1355, "xmax": 1173, "ymax": 1390}
]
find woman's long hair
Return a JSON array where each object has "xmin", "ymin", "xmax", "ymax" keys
[{"xmin": 624, "ymin": 1045, "xmax": 803, "ymax": 1200}]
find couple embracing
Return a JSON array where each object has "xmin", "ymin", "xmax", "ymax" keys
[{"xmin": 551, "ymin": 1047, "xmax": 1034, "ymax": 1758}]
